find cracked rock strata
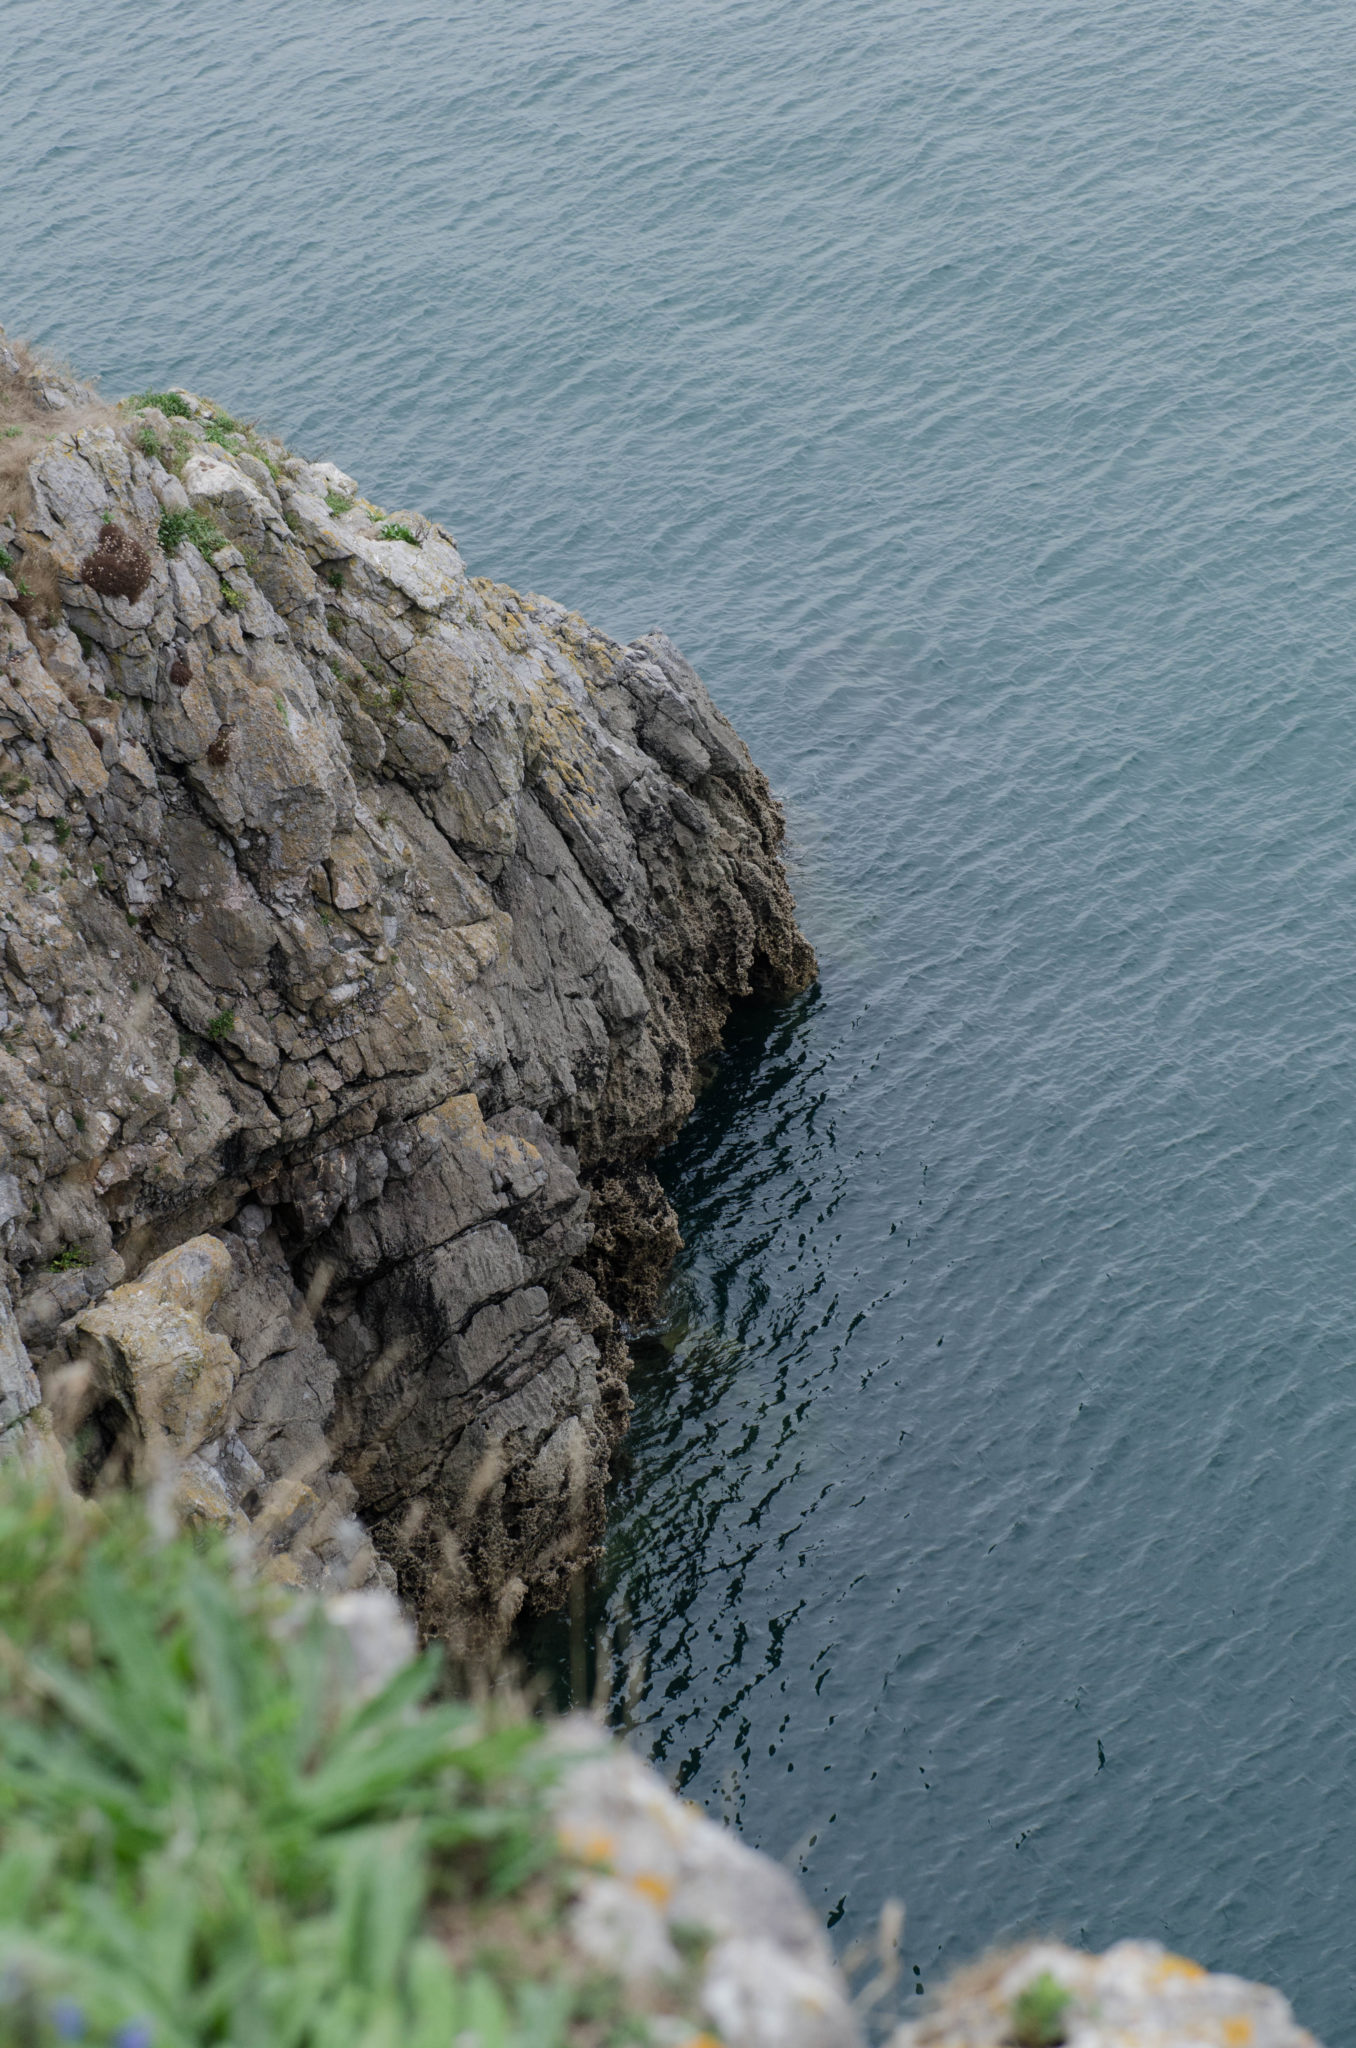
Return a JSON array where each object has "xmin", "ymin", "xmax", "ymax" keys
[{"xmin": 0, "ymin": 331, "xmax": 815, "ymax": 1640}]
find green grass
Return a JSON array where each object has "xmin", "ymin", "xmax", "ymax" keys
[
  {"xmin": 157, "ymin": 510, "xmax": 226, "ymax": 560},
  {"xmin": 206, "ymin": 1009, "xmax": 236, "ymax": 1041},
  {"xmin": 129, "ymin": 391, "xmax": 193, "ymax": 420},
  {"xmin": 219, "ymin": 582, "xmax": 243, "ymax": 613},
  {"xmin": 1011, "ymin": 1972, "xmax": 1072, "ymax": 2048},
  {"xmin": 203, "ymin": 424, "xmax": 239, "ymax": 451},
  {"xmin": 0, "ymin": 548, "xmax": 13, "ymax": 575},
  {"xmin": 0, "ymin": 1476, "xmax": 561, "ymax": 2048},
  {"xmin": 45, "ymin": 1247, "xmax": 89, "ymax": 1274},
  {"xmin": 378, "ymin": 523, "xmax": 418, "ymax": 546},
  {"xmin": 324, "ymin": 489, "xmax": 355, "ymax": 517}
]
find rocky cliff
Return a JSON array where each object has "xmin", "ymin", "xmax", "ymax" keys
[{"xmin": 0, "ymin": 330, "xmax": 815, "ymax": 1644}]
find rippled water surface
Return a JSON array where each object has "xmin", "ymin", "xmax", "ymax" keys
[{"xmin": 12, "ymin": 0, "xmax": 1356, "ymax": 2031}]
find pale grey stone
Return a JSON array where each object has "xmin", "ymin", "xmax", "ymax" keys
[
  {"xmin": 892, "ymin": 1940, "xmax": 1321, "ymax": 2048},
  {"xmin": 323, "ymin": 1585, "xmax": 416, "ymax": 1702},
  {"xmin": 552, "ymin": 1725, "xmax": 857, "ymax": 2048},
  {"xmin": 0, "ymin": 1284, "xmax": 41, "ymax": 1431}
]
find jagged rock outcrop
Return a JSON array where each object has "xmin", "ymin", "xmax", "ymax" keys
[
  {"xmin": 0, "ymin": 330, "xmax": 815, "ymax": 1639},
  {"xmin": 894, "ymin": 1940, "xmax": 1317, "ymax": 2048},
  {"xmin": 553, "ymin": 1720, "xmax": 858, "ymax": 2048}
]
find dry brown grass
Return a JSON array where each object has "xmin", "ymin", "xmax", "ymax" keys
[
  {"xmin": 80, "ymin": 522, "xmax": 152, "ymax": 601},
  {"xmin": 0, "ymin": 330, "xmax": 125, "ymax": 626},
  {"xmin": 5, "ymin": 540, "xmax": 61, "ymax": 623},
  {"xmin": 0, "ymin": 329, "xmax": 119, "ymax": 541}
]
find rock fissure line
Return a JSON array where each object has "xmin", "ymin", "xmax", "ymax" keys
[{"xmin": 0, "ymin": 330, "xmax": 815, "ymax": 1645}]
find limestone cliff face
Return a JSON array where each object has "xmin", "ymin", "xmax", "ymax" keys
[{"xmin": 0, "ymin": 333, "xmax": 815, "ymax": 1638}]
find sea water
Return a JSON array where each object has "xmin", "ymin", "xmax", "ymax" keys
[{"xmin": 10, "ymin": 0, "xmax": 1356, "ymax": 2032}]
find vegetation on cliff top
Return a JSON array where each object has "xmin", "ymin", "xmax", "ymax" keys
[{"xmin": 0, "ymin": 1473, "xmax": 583, "ymax": 2048}]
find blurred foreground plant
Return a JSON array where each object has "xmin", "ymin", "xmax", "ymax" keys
[{"xmin": 0, "ymin": 1475, "xmax": 566, "ymax": 2048}]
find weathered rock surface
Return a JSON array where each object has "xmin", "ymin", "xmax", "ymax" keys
[
  {"xmin": 0, "ymin": 331, "xmax": 815, "ymax": 1631},
  {"xmin": 893, "ymin": 1940, "xmax": 1318, "ymax": 2048},
  {"xmin": 553, "ymin": 1720, "xmax": 857, "ymax": 2048}
]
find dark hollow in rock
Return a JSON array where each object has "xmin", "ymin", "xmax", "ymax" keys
[
  {"xmin": 586, "ymin": 1170, "xmax": 685, "ymax": 1328},
  {"xmin": 169, "ymin": 648, "xmax": 191, "ymax": 687},
  {"xmin": 79, "ymin": 523, "xmax": 152, "ymax": 602}
]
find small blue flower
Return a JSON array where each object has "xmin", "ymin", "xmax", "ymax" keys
[
  {"xmin": 112, "ymin": 2024, "xmax": 152, "ymax": 2048},
  {"xmin": 50, "ymin": 2001, "xmax": 87, "ymax": 2040}
]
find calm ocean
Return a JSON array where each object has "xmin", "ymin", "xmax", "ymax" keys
[{"xmin": 10, "ymin": 0, "xmax": 1356, "ymax": 2032}]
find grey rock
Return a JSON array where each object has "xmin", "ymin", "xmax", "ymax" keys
[
  {"xmin": 323, "ymin": 1585, "xmax": 416, "ymax": 1702},
  {"xmin": 0, "ymin": 1284, "xmax": 41, "ymax": 1431},
  {"xmin": 893, "ymin": 1940, "xmax": 1321, "ymax": 2048},
  {"xmin": 553, "ymin": 1722, "xmax": 857, "ymax": 2048},
  {"xmin": 0, "ymin": 338, "xmax": 815, "ymax": 1649}
]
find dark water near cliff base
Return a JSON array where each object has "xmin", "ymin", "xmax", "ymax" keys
[{"xmin": 13, "ymin": 0, "xmax": 1356, "ymax": 2033}]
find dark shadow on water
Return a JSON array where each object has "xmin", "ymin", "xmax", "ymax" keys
[{"xmin": 513, "ymin": 982, "xmax": 823, "ymax": 1716}]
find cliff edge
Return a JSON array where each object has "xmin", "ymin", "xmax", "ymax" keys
[{"xmin": 0, "ymin": 330, "xmax": 815, "ymax": 1642}]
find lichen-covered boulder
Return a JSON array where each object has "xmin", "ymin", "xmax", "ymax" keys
[
  {"xmin": 896, "ymin": 1940, "xmax": 1319, "ymax": 2048},
  {"xmin": 553, "ymin": 1722, "xmax": 858, "ymax": 2048}
]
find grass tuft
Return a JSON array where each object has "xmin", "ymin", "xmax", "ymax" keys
[
  {"xmin": 45, "ymin": 1246, "xmax": 89, "ymax": 1274},
  {"xmin": 129, "ymin": 390, "xmax": 192, "ymax": 419},
  {"xmin": 157, "ymin": 509, "xmax": 226, "ymax": 559},
  {"xmin": 127, "ymin": 393, "xmax": 192, "ymax": 421},
  {"xmin": 1011, "ymin": 1972, "xmax": 1072, "ymax": 2048}
]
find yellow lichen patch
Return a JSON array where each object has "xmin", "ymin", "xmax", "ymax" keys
[
  {"xmin": 1153, "ymin": 1955, "xmax": 1209, "ymax": 1984},
  {"xmin": 630, "ymin": 1872, "xmax": 674, "ymax": 1907},
  {"xmin": 558, "ymin": 1822, "xmax": 616, "ymax": 1867},
  {"xmin": 260, "ymin": 1550, "xmax": 306, "ymax": 1588},
  {"xmin": 1223, "ymin": 2018, "xmax": 1255, "ymax": 2045},
  {"xmin": 680, "ymin": 2033, "xmax": 723, "ymax": 2048}
]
